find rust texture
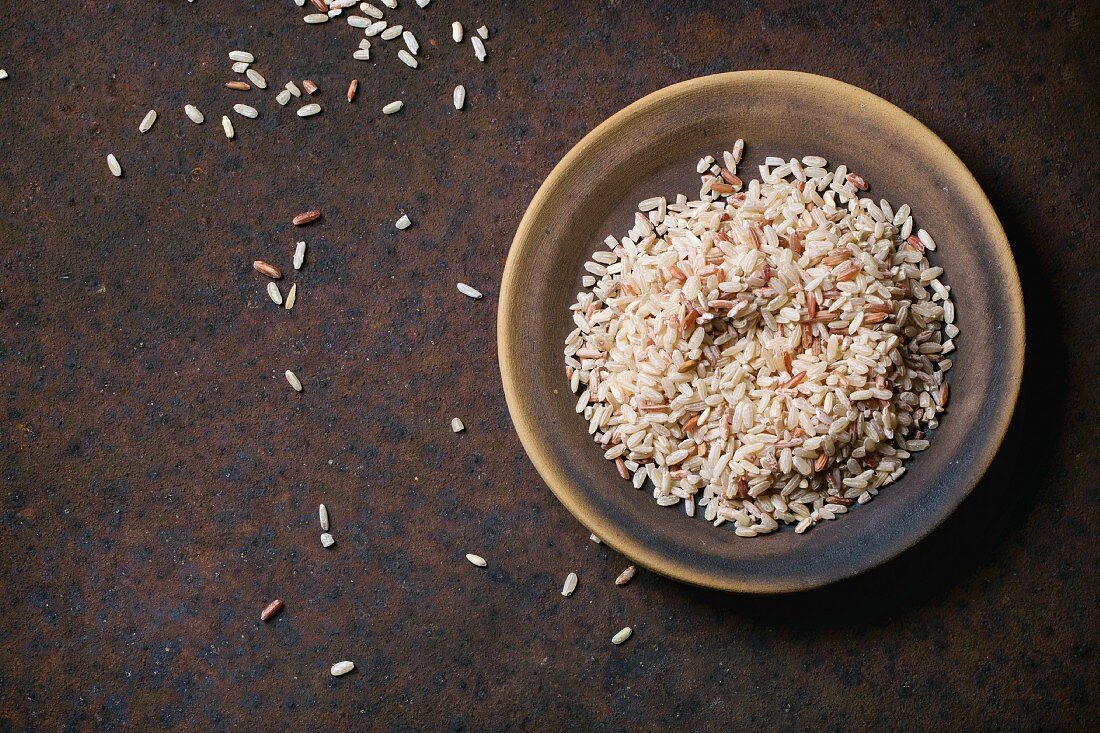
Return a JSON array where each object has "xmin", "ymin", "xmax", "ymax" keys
[{"xmin": 0, "ymin": 1, "xmax": 1095, "ymax": 730}]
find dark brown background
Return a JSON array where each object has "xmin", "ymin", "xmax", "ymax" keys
[{"xmin": 0, "ymin": 1, "xmax": 1096, "ymax": 731}]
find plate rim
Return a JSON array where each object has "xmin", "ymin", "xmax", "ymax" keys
[{"xmin": 498, "ymin": 70, "xmax": 1025, "ymax": 593}]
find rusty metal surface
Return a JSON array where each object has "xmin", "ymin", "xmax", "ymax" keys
[{"xmin": 0, "ymin": 1, "xmax": 1095, "ymax": 730}]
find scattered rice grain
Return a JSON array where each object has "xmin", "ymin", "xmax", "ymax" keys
[
  {"xmin": 139, "ymin": 109, "xmax": 157, "ymax": 133},
  {"xmin": 615, "ymin": 566, "xmax": 636, "ymax": 586},
  {"xmin": 611, "ymin": 627, "xmax": 632, "ymax": 645},
  {"xmin": 285, "ymin": 369, "xmax": 303, "ymax": 392},
  {"xmin": 330, "ymin": 661, "xmax": 354, "ymax": 676},
  {"xmin": 465, "ymin": 553, "xmax": 486, "ymax": 567},
  {"xmin": 457, "ymin": 282, "xmax": 482, "ymax": 299},
  {"xmin": 260, "ymin": 599, "xmax": 284, "ymax": 622},
  {"xmin": 471, "ymin": 36, "xmax": 486, "ymax": 61},
  {"xmin": 106, "ymin": 154, "xmax": 122, "ymax": 177}
]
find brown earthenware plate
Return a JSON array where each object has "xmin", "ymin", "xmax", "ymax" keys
[{"xmin": 498, "ymin": 71, "xmax": 1024, "ymax": 593}]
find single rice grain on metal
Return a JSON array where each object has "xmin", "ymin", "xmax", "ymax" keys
[
  {"xmin": 106, "ymin": 154, "xmax": 122, "ymax": 177},
  {"xmin": 267, "ymin": 282, "xmax": 283, "ymax": 305},
  {"xmin": 477, "ymin": 25, "xmax": 488, "ymax": 39},
  {"xmin": 361, "ymin": 2, "xmax": 383, "ymax": 18},
  {"xmin": 395, "ymin": 213, "xmax": 411, "ymax": 229},
  {"xmin": 303, "ymin": 13, "xmax": 329, "ymax": 23},
  {"xmin": 293, "ymin": 241, "xmax": 306, "ymax": 270},
  {"xmin": 285, "ymin": 370, "xmax": 303, "ymax": 392},
  {"xmin": 320, "ymin": 532, "xmax": 335, "ymax": 547},
  {"xmin": 302, "ymin": 79, "xmax": 318, "ymax": 94},
  {"xmin": 465, "ymin": 553, "xmax": 486, "ymax": 567},
  {"xmin": 231, "ymin": 61, "xmax": 249, "ymax": 74},
  {"xmin": 403, "ymin": 30, "xmax": 419, "ymax": 54},
  {"xmin": 184, "ymin": 105, "xmax": 204, "ymax": 123},
  {"xmin": 330, "ymin": 661, "xmax": 354, "ymax": 676},
  {"xmin": 229, "ymin": 50, "xmax": 254, "ymax": 63},
  {"xmin": 276, "ymin": 89, "xmax": 291, "ymax": 105},
  {"xmin": 612, "ymin": 627, "xmax": 632, "ymax": 645},
  {"xmin": 319, "ymin": 503, "xmax": 329, "ymax": 531},
  {"xmin": 380, "ymin": 24, "xmax": 403, "ymax": 41},
  {"xmin": 561, "ymin": 572, "xmax": 577, "ymax": 597},
  {"xmin": 286, "ymin": 81, "xmax": 302, "ymax": 97},
  {"xmin": 284, "ymin": 283, "xmax": 297, "ymax": 310},
  {"xmin": 233, "ymin": 104, "xmax": 258, "ymax": 118},
  {"xmin": 382, "ymin": 100, "xmax": 403, "ymax": 114},
  {"xmin": 260, "ymin": 599, "xmax": 283, "ymax": 621},
  {"xmin": 353, "ymin": 49, "xmax": 371, "ymax": 61},
  {"xmin": 450, "ymin": 417, "xmax": 464, "ymax": 433},
  {"xmin": 398, "ymin": 50, "xmax": 418, "ymax": 68},
  {"xmin": 225, "ymin": 81, "xmax": 250, "ymax": 91},
  {"xmin": 139, "ymin": 109, "xmax": 157, "ymax": 133},
  {"xmin": 615, "ymin": 566, "xmax": 636, "ymax": 586},
  {"xmin": 293, "ymin": 210, "xmax": 321, "ymax": 226},
  {"xmin": 245, "ymin": 69, "xmax": 267, "ymax": 89},
  {"xmin": 471, "ymin": 36, "xmax": 486, "ymax": 61},
  {"xmin": 347, "ymin": 78, "xmax": 358, "ymax": 102},
  {"xmin": 253, "ymin": 260, "xmax": 282, "ymax": 278},
  {"xmin": 453, "ymin": 84, "xmax": 465, "ymax": 110},
  {"xmin": 451, "ymin": 21, "xmax": 463, "ymax": 42},
  {"xmin": 589, "ymin": 533, "xmax": 602, "ymax": 544},
  {"xmin": 456, "ymin": 283, "xmax": 482, "ymax": 299},
  {"xmin": 221, "ymin": 116, "xmax": 235, "ymax": 138},
  {"xmin": 297, "ymin": 103, "xmax": 322, "ymax": 117}
]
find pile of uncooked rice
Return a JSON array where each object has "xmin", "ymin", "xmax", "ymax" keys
[{"xmin": 564, "ymin": 142, "xmax": 958, "ymax": 536}]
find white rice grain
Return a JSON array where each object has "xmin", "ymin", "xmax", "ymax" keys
[
  {"xmin": 611, "ymin": 627, "xmax": 632, "ymax": 645},
  {"xmin": 285, "ymin": 370, "xmax": 302, "ymax": 392},
  {"xmin": 457, "ymin": 283, "xmax": 482, "ymax": 299},
  {"xmin": 453, "ymin": 84, "xmax": 466, "ymax": 109},
  {"xmin": 465, "ymin": 553, "xmax": 486, "ymax": 567},
  {"xmin": 297, "ymin": 104, "xmax": 322, "ymax": 117},
  {"xmin": 184, "ymin": 104, "xmax": 204, "ymax": 124},
  {"xmin": 245, "ymin": 69, "xmax": 267, "ymax": 89},
  {"xmin": 106, "ymin": 154, "xmax": 122, "ymax": 177},
  {"xmin": 382, "ymin": 100, "xmax": 403, "ymax": 114},
  {"xmin": 452, "ymin": 21, "xmax": 463, "ymax": 42},
  {"xmin": 471, "ymin": 36, "xmax": 486, "ymax": 61},
  {"xmin": 139, "ymin": 109, "xmax": 157, "ymax": 133},
  {"xmin": 561, "ymin": 572, "xmax": 578, "ymax": 596},
  {"xmin": 330, "ymin": 661, "xmax": 354, "ymax": 676}
]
